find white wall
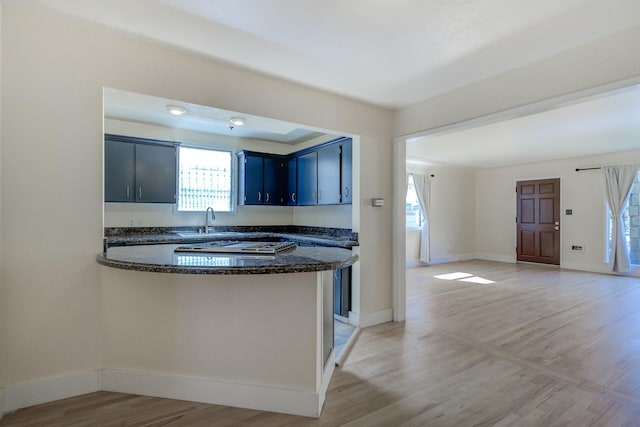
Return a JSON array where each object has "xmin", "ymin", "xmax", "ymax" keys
[
  {"xmin": 475, "ymin": 149, "xmax": 640, "ymax": 271},
  {"xmin": 406, "ymin": 163, "xmax": 476, "ymax": 267},
  {"xmin": 0, "ymin": 3, "xmax": 392, "ymax": 398}
]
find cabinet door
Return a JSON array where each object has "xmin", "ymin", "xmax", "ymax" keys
[
  {"xmin": 297, "ymin": 152, "xmax": 317, "ymax": 205},
  {"xmin": 105, "ymin": 139, "xmax": 135, "ymax": 202},
  {"xmin": 286, "ymin": 157, "xmax": 297, "ymax": 206},
  {"xmin": 135, "ymin": 143, "xmax": 176, "ymax": 203},
  {"xmin": 264, "ymin": 156, "xmax": 284, "ymax": 205},
  {"xmin": 317, "ymin": 145, "xmax": 341, "ymax": 205},
  {"xmin": 340, "ymin": 139, "xmax": 352, "ymax": 204},
  {"xmin": 242, "ymin": 154, "xmax": 264, "ymax": 204}
]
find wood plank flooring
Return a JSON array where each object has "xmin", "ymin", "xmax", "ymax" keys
[{"xmin": 3, "ymin": 261, "xmax": 640, "ymax": 426}]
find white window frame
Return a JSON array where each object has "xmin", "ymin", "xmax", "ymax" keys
[
  {"xmin": 406, "ymin": 174, "xmax": 424, "ymax": 231},
  {"xmin": 176, "ymin": 144, "xmax": 236, "ymax": 214}
]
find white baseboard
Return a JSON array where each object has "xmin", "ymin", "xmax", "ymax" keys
[
  {"xmin": 335, "ymin": 327, "xmax": 361, "ymax": 367},
  {"xmin": 561, "ymin": 262, "xmax": 610, "ymax": 274},
  {"xmin": 430, "ymin": 254, "xmax": 476, "ymax": 265},
  {"xmin": 3, "ymin": 369, "xmax": 101, "ymax": 413},
  {"xmin": 474, "ymin": 253, "xmax": 516, "ymax": 263},
  {"xmin": 318, "ymin": 353, "xmax": 336, "ymax": 414},
  {"xmin": 350, "ymin": 308, "xmax": 393, "ymax": 328},
  {"xmin": 102, "ymin": 368, "xmax": 322, "ymax": 418}
]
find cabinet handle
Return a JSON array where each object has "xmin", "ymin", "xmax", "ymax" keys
[
  {"xmin": 292, "ymin": 193, "xmax": 296, "ymax": 203},
  {"xmin": 258, "ymin": 191, "xmax": 261, "ymax": 201},
  {"xmin": 345, "ymin": 186, "xmax": 350, "ymax": 198},
  {"xmin": 266, "ymin": 192, "xmax": 270, "ymax": 202},
  {"xmin": 139, "ymin": 187, "xmax": 142, "ymax": 199},
  {"xmin": 126, "ymin": 185, "xmax": 130, "ymax": 198},
  {"xmin": 318, "ymin": 190, "xmax": 322, "ymax": 201},
  {"xmin": 312, "ymin": 191, "xmax": 316, "ymax": 200}
]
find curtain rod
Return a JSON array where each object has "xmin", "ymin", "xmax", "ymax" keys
[{"xmin": 575, "ymin": 167, "xmax": 602, "ymax": 172}]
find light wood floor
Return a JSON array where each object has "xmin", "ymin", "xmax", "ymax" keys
[{"xmin": 3, "ymin": 260, "xmax": 640, "ymax": 426}]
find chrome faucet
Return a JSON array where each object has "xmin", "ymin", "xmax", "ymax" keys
[{"xmin": 204, "ymin": 207, "xmax": 216, "ymax": 233}]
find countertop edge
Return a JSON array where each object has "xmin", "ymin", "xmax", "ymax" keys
[{"xmin": 96, "ymin": 253, "xmax": 359, "ymax": 275}]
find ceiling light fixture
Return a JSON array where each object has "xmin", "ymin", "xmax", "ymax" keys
[
  {"xmin": 166, "ymin": 105, "xmax": 187, "ymax": 116},
  {"xmin": 230, "ymin": 117, "xmax": 246, "ymax": 126}
]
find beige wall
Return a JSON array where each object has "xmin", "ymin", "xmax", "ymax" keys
[
  {"xmin": 394, "ymin": 25, "xmax": 640, "ymax": 137},
  {"xmin": 406, "ymin": 163, "xmax": 476, "ymax": 267},
  {"xmin": 475, "ymin": 149, "xmax": 640, "ymax": 270},
  {"xmin": 101, "ymin": 269, "xmax": 321, "ymax": 390},
  {"xmin": 0, "ymin": 3, "xmax": 392, "ymax": 391},
  {"xmin": 0, "ymin": 2, "xmax": 4, "ymax": 417}
]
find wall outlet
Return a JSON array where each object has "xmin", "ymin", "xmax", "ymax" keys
[{"xmin": 571, "ymin": 245, "xmax": 584, "ymax": 252}]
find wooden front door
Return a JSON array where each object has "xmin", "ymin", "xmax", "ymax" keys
[{"xmin": 516, "ymin": 178, "xmax": 560, "ymax": 265}]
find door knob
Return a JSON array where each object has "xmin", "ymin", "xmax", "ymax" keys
[
  {"xmin": 555, "ymin": 222, "xmax": 560, "ymax": 225},
  {"xmin": 554, "ymin": 226, "xmax": 560, "ymax": 230}
]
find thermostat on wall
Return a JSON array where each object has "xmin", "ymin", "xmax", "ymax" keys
[{"xmin": 372, "ymin": 198, "xmax": 385, "ymax": 207}]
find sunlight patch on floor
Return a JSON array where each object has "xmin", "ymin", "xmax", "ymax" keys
[
  {"xmin": 434, "ymin": 272, "xmax": 473, "ymax": 280},
  {"xmin": 434, "ymin": 271, "xmax": 495, "ymax": 284}
]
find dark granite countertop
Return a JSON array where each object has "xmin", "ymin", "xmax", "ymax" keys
[{"xmin": 97, "ymin": 243, "xmax": 358, "ymax": 275}]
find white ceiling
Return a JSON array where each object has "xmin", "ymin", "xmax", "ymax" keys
[
  {"xmin": 23, "ymin": 0, "xmax": 640, "ymax": 161},
  {"xmin": 30, "ymin": 0, "xmax": 640, "ymax": 109},
  {"xmin": 406, "ymin": 84, "xmax": 640, "ymax": 168},
  {"xmin": 104, "ymin": 88, "xmax": 327, "ymax": 144}
]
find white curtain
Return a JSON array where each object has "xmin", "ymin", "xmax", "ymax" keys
[
  {"xmin": 603, "ymin": 165, "xmax": 639, "ymax": 272},
  {"xmin": 410, "ymin": 173, "xmax": 432, "ymax": 264}
]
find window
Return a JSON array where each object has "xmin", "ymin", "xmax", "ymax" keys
[
  {"xmin": 177, "ymin": 146, "xmax": 233, "ymax": 212},
  {"xmin": 406, "ymin": 175, "xmax": 424, "ymax": 229},
  {"xmin": 607, "ymin": 171, "xmax": 640, "ymax": 265}
]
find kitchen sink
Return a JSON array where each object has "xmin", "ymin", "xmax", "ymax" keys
[{"xmin": 173, "ymin": 231, "xmax": 228, "ymax": 237}]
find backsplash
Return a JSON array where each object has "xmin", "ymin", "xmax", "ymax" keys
[{"xmin": 104, "ymin": 225, "xmax": 358, "ymax": 241}]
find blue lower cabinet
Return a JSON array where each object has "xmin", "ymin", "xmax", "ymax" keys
[{"xmin": 333, "ymin": 267, "xmax": 351, "ymax": 317}]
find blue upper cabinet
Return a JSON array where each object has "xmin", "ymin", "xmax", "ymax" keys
[
  {"xmin": 105, "ymin": 139, "xmax": 135, "ymax": 202},
  {"xmin": 264, "ymin": 156, "xmax": 284, "ymax": 205},
  {"xmin": 105, "ymin": 135, "xmax": 177, "ymax": 204},
  {"xmin": 340, "ymin": 139, "xmax": 352, "ymax": 204},
  {"xmin": 238, "ymin": 151, "xmax": 285, "ymax": 205},
  {"xmin": 240, "ymin": 153, "xmax": 264, "ymax": 204},
  {"xmin": 286, "ymin": 157, "xmax": 297, "ymax": 205},
  {"xmin": 135, "ymin": 143, "xmax": 177, "ymax": 203},
  {"xmin": 237, "ymin": 137, "xmax": 352, "ymax": 207},
  {"xmin": 297, "ymin": 151, "xmax": 318, "ymax": 205},
  {"xmin": 317, "ymin": 144, "xmax": 341, "ymax": 205}
]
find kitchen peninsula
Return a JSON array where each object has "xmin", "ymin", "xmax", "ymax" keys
[{"xmin": 96, "ymin": 226, "xmax": 358, "ymax": 417}]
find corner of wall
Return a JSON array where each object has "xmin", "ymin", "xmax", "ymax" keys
[
  {"xmin": 0, "ymin": 4, "xmax": 5, "ymax": 417},
  {"xmin": 0, "ymin": 387, "xmax": 4, "ymax": 420}
]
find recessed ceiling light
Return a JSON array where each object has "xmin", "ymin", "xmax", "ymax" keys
[
  {"xmin": 167, "ymin": 105, "xmax": 187, "ymax": 116},
  {"xmin": 230, "ymin": 117, "xmax": 246, "ymax": 126}
]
